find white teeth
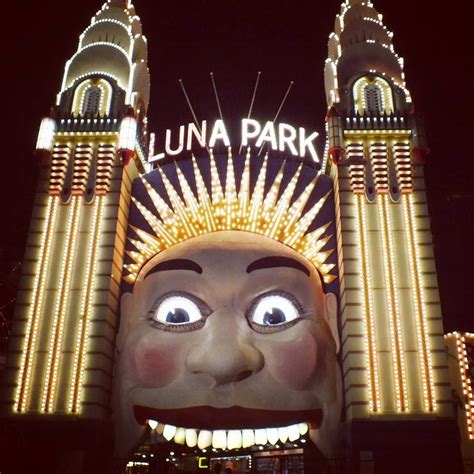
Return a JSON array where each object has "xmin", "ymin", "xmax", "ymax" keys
[
  {"xmin": 147, "ymin": 420, "xmax": 158, "ymax": 430},
  {"xmin": 163, "ymin": 424, "xmax": 177, "ymax": 441},
  {"xmin": 212, "ymin": 430, "xmax": 227, "ymax": 449},
  {"xmin": 266, "ymin": 428, "xmax": 279, "ymax": 445},
  {"xmin": 198, "ymin": 430, "xmax": 212, "ymax": 449},
  {"xmin": 255, "ymin": 428, "xmax": 268, "ymax": 445},
  {"xmin": 174, "ymin": 427, "xmax": 186, "ymax": 445},
  {"xmin": 298, "ymin": 422, "xmax": 309, "ymax": 436},
  {"xmin": 150, "ymin": 421, "xmax": 306, "ymax": 448},
  {"xmin": 288, "ymin": 424, "xmax": 300, "ymax": 442},
  {"xmin": 227, "ymin": 430, "xmax": 242, "ymax": 450},
  {"xmin": 278, "ymin": 426, "xmax": 289, "ymax": 443},
  {"xmin": 185, "ymin": 429, "xmax": 198, "ymax": 448},
  {"xmin": 242, "ymin": 429, "xmax": 255, "ymax": 448}
]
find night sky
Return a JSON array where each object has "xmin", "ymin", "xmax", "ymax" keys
[{"xmin": 2, "ymin": 0, "xmax": 473, "ymax": 332}]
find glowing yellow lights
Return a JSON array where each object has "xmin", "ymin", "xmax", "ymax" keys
[
  {"xmin": 403, "ymin": 194, "xmax": 436, "ymax": 412},
  {"xmin": 347, "ymin": 143, "xmax": 365, "ymax": 194},
  {"xmin": 14, "ymin": 196, "xmax": 59, "ymax": 412},
  {"xmin": 394, "ymin": 143, "xmax": 413, "ymax": 193},
  {"xmin": 68, "ymin": 196, "xmax": 105, "ymax": 413},
  {"xmin": 36, "ymin": 117, "xmax": 56, "ymax": 152},
  {"xmin": 41, "ymin": 196, "xmax": 82, "ymax": 413},
  {"xmin": 452, "ymin": 333, "xmax": 474, "ymax": 439},
  {"xmin": 355, "ymin": 194, "xmax": 380, "ymax": 412},
  {"xmin": 378, "ymin": 194, "xmax": 408, "ymax": 412},
  {"xmin": 125, "ymin": 151, "xmax": 336, "ymax": 285}
]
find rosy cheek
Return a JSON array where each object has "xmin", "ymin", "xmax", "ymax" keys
[
  {"xmin": 267, "ymin": 333, "xmax": 318, "ymax": 390},
  {"xmin": 131, "ymin": 341, "xmax": 181, "ymax": 387}
]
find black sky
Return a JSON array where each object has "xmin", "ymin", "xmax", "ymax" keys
[{"xmin": 1, "ymin": 0, "xmax": 473, "ymax": 332}]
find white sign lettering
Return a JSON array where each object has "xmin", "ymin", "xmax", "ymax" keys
[{"xmin": 149, "ymin": 119, "xmax": 320, "ymax": 163}]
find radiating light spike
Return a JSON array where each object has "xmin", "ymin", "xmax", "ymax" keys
[
  {"xmin": 248, "ymin": 155, "xmax": 268, "ymax": 232},
  {"xmin": 263, "ymin": 162, "xmax": 285, "ymax": 211},
  {"xmin": 286, "ymin": 191, "xmax": 330, "ymax": 247},
  {"xmin": 225, "ymin": 148, "xmax": 238, "ymax": 229},
  {"xmin": 131, "ymin": 199, "xmax": 177, "ymax": 245},
  {"xmin": 284, "ymin": 175, "xmax": 319, "ymax": 234},
  {"xmin": 175, "ymin": 162, "xmax": 200, "ymax": 217},
  {"xmin": 125, "ymin": 152, "xmax": 336, "ymax": 286},
  {"xmin": 158, "ymin": 167, "xmax": 198, "ymax": 237},
  {"xmin": 192, "ymin": 155, "xmax": 217, "ymax": 231},
  {"xmin": 238, "ymin": 149, "xmax": 251, "ymax": 219},
  {"xmin": 140, "ymin": 175, "xmax": 174, "ymax": 221},
  {"xmin": 209, "ymin": 149, "xmax": 224, "ymax": 205},
  {"xmin": 268, "ymin": 165, "xmax": 303, "ymax": 239}
]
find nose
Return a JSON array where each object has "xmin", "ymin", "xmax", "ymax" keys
[{"xmin": 186, "ymin": 310, "xmax": 264, "ymax": 386}]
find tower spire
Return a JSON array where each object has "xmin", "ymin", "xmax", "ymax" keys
[{"xmin": 325, "ymin": 0, "xmax": 410, "ymax": 109}]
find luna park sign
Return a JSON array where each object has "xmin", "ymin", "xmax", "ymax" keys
[{"xmin": 148, "ymin": 119, "xmax": 320, "ymax": 164}]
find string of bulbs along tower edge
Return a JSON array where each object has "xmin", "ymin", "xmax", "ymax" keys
[{"xmin": 0, "ymin": 1, "xmax": 473, "ymax": 474}]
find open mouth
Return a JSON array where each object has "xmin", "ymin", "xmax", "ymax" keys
[{"xmin": 134, "ymin": 405, "xmax": 322, "ymax": 449}]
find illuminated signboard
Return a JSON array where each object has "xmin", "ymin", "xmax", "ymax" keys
[{"xmin": 148, "ymin": 119, "xmax": 320, "ymax": 163}]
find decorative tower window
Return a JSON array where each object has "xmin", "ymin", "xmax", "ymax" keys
[
  {"xmin": 364, "ymin": 84, "xmax": 383, "ymax": 115},
  {"xmin": 353, "ymin": 76, "xmax": 394, "ymax": 116},
  {"xmin": 81, "ymin": 86, "xmax": 102, "ymax": 115},
  {"xmin": 71, "ymin": 78, "xmax": 112, "ymax": 117}
]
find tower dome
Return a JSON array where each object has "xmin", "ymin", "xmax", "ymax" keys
[
  {"xmin": 58, "ymin": 0, "xmax": 150, "ymax": 115},
  {"xmin": 324, "ymin": 0, "xmax": 411, "ymax": 113}
]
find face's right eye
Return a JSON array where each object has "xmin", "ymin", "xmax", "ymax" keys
[
  {"xmin": 248, "ymin": 292, "xmax": 302, "ymax": 332},
  {"xmin": 150, "ymin": 294, "xmax": 206, "ymax": 331}
]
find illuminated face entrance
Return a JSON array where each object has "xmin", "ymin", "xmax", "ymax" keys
[{"xmin": 114, "ymin": 231, "xmax": 341, "ymax": 460}]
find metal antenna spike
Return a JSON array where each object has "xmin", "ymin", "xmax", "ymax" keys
[
  {"xmin": 258, "ymin": 80, "xmax": 295, "ymax": 156},
  {"xmin": 179, "ymin": 79, "xmax": 201, "ymax": 133},
  {"xmin": 239, "ymin": 71, "xmax": 262, "ymax": 154},
  {"xmin": 178, "ymin": 79, "xmax": 211, "ymax": 157},
  {"xmin": 210, "ymin": 72, "xmax": 224, "ymax": 123}
]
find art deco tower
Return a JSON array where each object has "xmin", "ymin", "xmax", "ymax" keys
[
  {"xmin": 325, "ymin": 0, "xmax": 460, "ymax": 467},
  {"xmin": 1, "ymin": 0, "xmax": 149, "ymax": 450}
]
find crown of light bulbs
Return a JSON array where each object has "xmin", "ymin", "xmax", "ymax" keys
[{"xmin": 124, "ymin": 149, "xmax": 336, "ymax": 285}]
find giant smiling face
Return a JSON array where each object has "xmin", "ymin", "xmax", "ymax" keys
[{"xmin": 113, "ymin": 231, "xmax": 341, "ymax": 462}]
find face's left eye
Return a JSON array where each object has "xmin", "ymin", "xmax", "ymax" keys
[
  {"xmin": 152, "ymin": 295, "xmax": 204, "ymax": 327},
  {"xmin": 249, "ymin": 293, "xmax": 301, "ymax": 331}
]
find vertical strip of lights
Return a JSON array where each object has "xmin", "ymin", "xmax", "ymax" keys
[
  {"xmin": 41, "ymin": 196, "xmax": 82, "ymax": 412},
  {"xmin": 68, "ymin": 196, "xmax": 104, "ymax": 413},
  {"xmin": 379, "ymin": 194, "xmax": 408, "ymax": 411},
  {"xmin": 455, "ymin": 333, "xmax": 474, "ymax": 438},
  {"xmin": 14, "ymin": 196, "xmax": 59, "ymax": 412},
  {"xmin": 402, "ymin": 193, "xmax": 435, "ymax": 411},
  {"xmin": 355, "ymin": 194, "xmax": 380, "ymax": 412}
]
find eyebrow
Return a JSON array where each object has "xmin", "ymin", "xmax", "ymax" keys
[
  {"xmin": 145, "ymin": 259, "xmax": 203, "ymax": 277},
  {"xmin": 246, "ymin": 256, "xmax": 310, "ymax": 276}
]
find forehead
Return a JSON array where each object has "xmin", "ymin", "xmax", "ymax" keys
[{"xmin": 138, "ymin": 231, "xmax": 316, "ymax": 280}]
